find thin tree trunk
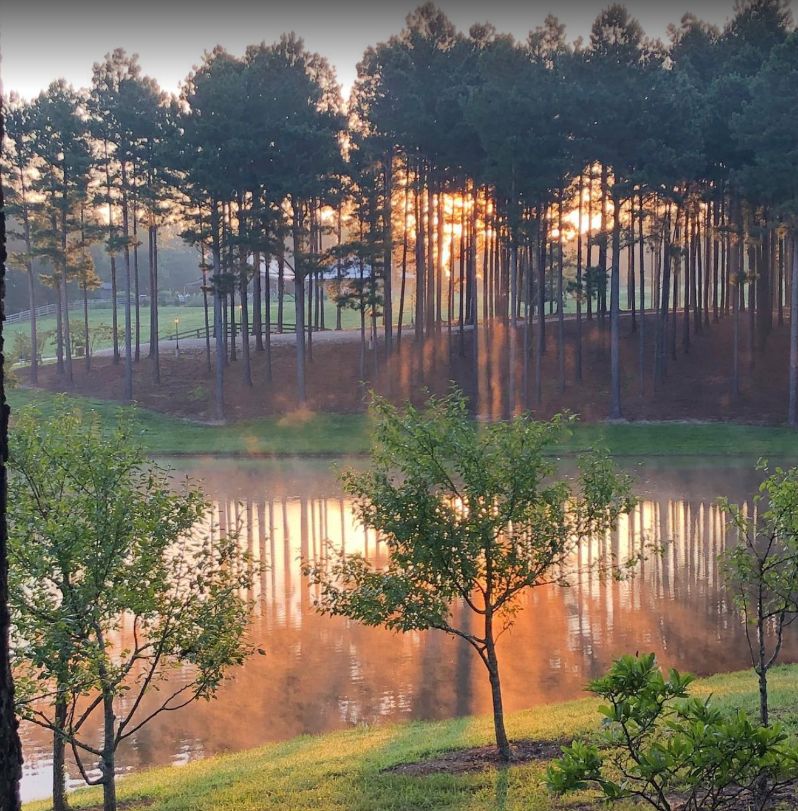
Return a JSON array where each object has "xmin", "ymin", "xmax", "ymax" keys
[
  {"xmin": 52, "ymin": 695, "xmax": 69, "ymax": 811},
  {"xmin": 557, "ymin": 195, "xmax": 565, "ymax": 393},
  {"xmin": 788, "ymin": 236, "xmax": 798, "ymax": 426},
  {"xmin": 120, "ymin": 162, "xmax": 133, "ymax": 402},
  {"xmin": 293, "ymin": 207, "xmax": 307, "ymax": 406},
  {"xmin": 18, "ymin": 174, "xmax": 38, "ymax": 384},
  {"xmin": 778, "ymin": 236, "xmax": 785, "ymax": 327},
  {"xmin": 253, "ymin": 250, "xmax": 263, "ymax": 351},
  {"xmin": 200, "ymin": 228, "xmax": 211, "ymax": 375},
  {"xmin": 610, "ymin": 194, "xmax": 622, "ymax": 419},
  {"xmin": 238, "ymin": 199, "xmax": 252, "ymax": 386},
  {"xmin": 103, "ymin": 139, "xmax": 120, "ymax": 365},
  {"xmin": 638, "ymin": 192, "xmax": 645, "ymax": 395},
  {"xmin": 0, "ymin": 157, "xmax": 22, "ymax": 808},
  {"xmin": 263, "ymin": 253, "xmax": 272, "ymax": 381},
  {"xmin": 397, "ymin": 176, "xmax": 409, "ymax": 347},
  {"xmin": 629, "ymin": 195, "xmax": 636, "ymax": 332},
  {"xmin": 414, "ymin": 167, "xmax": 425, "ymax": 342},
  {"xmin": 132, "ymin": 190, "xmax": 140, "ymax": 362},
  {"xmin": 27, "ymin": 270, "xmax": 38, "ymax": 384},
  {"xmin": 211, "ymin": 201, "xmax": 225, "ymax": 421},
  {"xmin": 576, "ymin": 174, "xmax": 584, "ymax": 383},
  {"xmin": 150, "ymin": 225, "xmax": 160, "ymax": 384},
  {"xmin": 83, "ymin": 282, "xmax": 90, "ymax": 372},
  {"xmin": 100, "ymin": 692, "xmax": 116, "ymax": 811},
  {"xmin": 484, "ymin": 615, "xmax": 511, "ymax": 762},
  {"xmin": 383, "ymin": 149, "xmax": 393, "ymax": 352},
  {"xmin": 59, "ymin": 188, "xmax": 73, "ymax": 385}
]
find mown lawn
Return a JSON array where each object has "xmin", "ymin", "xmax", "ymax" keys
[
  {"xmin": 9, "ymin": 388, "xmax": 798, "ymax": 459},
  {"xmin": 7, "ymin": 301, "xmax": 363, "ymax": 360},
  {"xmin": 22, "ymin": 666, "xmax": 798, "ymax": 811}
]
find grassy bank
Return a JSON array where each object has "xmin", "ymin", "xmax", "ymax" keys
[
  {"xmin": 10, "ymin": 388, "xmax": 798, "ymax": 459},
  {"xmin": 23, "ymin": 665, "xmax": 798, "ymax": 811}
]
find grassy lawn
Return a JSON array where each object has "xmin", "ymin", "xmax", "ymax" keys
[
  {"xmin": 7, "ymin": 301, "xmax": 364, "ymax": 359},
  {"xmin": 9, "ymin": 388, "xmax": 798, "ymax": 459},
  {"xmin": 22, "ymin": 665, "xmax": 798, "ymax": 811},
  {"xmin": 8, "ymin": 389, "xmax": 371, "ymax": 456}
]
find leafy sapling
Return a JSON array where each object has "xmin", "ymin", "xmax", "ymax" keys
[{"xmin": 304, "ymin": 391, "xmax": 636, "ymax": 762}]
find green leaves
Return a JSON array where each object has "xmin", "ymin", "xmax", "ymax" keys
[
  {"xmin": 547, "ymin": 653, "xmax": 798, "ymax": 810},
  {"xmin": 9, "ymin": 399, "xmax": 254, "ymax": 776},
  {"xmin": 305, "ymin": 390, "xmax": 635, "ymax": 756}
]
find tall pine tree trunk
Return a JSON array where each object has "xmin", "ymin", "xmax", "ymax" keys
[
  {"xmin": 120, "ymin": 162, "xmax": 133, "ymax": 402},
  {"xmin": 19, "ymin": 182, "xmax": 38, "ymax": 384},
  {"xmin": 59, "ymin": 192, "xmax": 73, "ymax": 385},
  {"xmin": 253, "ymin": 250, "xmax": 263, "ymax": 351},
  {"xmin": 557, "ymin": 196, "xmax": 565, "ymax": 394},
  {"xmin": 237, "ymin": 199, "xmax": 252, "ymax": 386},
  {"xmin": 27, "ymin": 269, "xmax": 38, "ymax": 385},
  {"xmin": 0, "ymin": 141, "xmax": 24, "ymax": 807},
  {"xmin": 103, "ymin": 140, "xmax": 120, "ymax": 364},
  {"xmin": 575, "ymin": 174, "xmax": 584, "ymax": 383},
  {"xmin": 788, "ymin": 235, "xmax": 798, "ymax": 426},
  {"xmin": 609, "ymin": 193, "xmax": 622, "ymax": 419},
  {"xmin": 638, "ymin": 192, "xmax": 646, "ymax": 395},
  {"xmin": 149, "ymin": 224, "xmax": 160, "ymax": 384},
  {"xmin": 383, "ymin": 149, "xmax": 393, "ymax": 352},
  {"xmin": 292, "ymin": 206, "xmax": 307, "ymax": 406},
  {"xmin": 211, "ymin": 201, "xmax": 225, "ymax": 421},
  {"xmin": 132, "ymin": 191, "xmax": 140, "ymax": 362}
]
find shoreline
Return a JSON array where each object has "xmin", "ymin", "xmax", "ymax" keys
[
  {"xmin": 12, "ymin": 387, "xmax": 798, "ymax": 459},
  {"xmin": 11, "ymin": 388, "xmax": 798, "ymax": 460},
  {"xmin": 22, "ymin": 664, "xmax": 798, "ymax": 811}
]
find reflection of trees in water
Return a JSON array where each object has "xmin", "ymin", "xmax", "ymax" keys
[{"xmin": 20, "ymin": 463, "xmax": 798, "ymax": 802}]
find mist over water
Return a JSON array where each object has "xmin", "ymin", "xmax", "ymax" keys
[{"xmin": 18, "ymin": 455, "xmax": 798, "ymax": 802}]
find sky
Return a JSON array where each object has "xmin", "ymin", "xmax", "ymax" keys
[{"xmin": 1, "ymin": 0, "xmax": 751, "ymax": 100}]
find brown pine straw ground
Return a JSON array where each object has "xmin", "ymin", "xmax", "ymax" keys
[{"xmin": 29, "ymin": 313, "xmax": 797, "ymax": 425}]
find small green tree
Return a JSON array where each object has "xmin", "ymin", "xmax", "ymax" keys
[
  {"xmin": 547, "ymin": 653, "xmax": 798, "ymax": 810},
  {"xmin": 304, "ymin": 392, "xmax": 635, "ymax": 761},
  {"xmin": 721, "ymin": 462, "xmax": 798, "ymax": 729},
  {"xmin": 9, "ymin": 401, "xmax": 253, "ymax": 811}
]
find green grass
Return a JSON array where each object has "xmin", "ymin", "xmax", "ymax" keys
[
  {"xmin": 22, "ymin": 665, "xmax": 798, "ymax": 811},
  {"xmin": 9, "ymin": 388, "xmax": 798, "ymax": 459},
  {"xmin": 8, "ymin": 389, "xmax": 371, "ymax": 456},
  {"xmin": 7, "ymin": 301, "xmax": 363, "ymax": 359}
]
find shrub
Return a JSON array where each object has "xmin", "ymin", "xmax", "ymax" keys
[{"xmin": 547, "ymin": 653, "xmax": 798, "ymax": 810}]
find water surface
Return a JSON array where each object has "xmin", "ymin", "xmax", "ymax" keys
[{"xmin": 20, "ymin": 456, "xmax": 798, "ymax": 802}]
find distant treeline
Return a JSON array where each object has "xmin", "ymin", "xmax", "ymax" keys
[{"xmin": 4, "ymin": 0, "xmax": 798, "ymax": 421}]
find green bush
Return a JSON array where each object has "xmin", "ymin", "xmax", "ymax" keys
[{"xmin": 547, "ymin": 653, "xmax": 798, "ymax": 810}]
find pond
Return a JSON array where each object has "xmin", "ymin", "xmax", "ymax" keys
[{"xmin": 19, "ymin": 455, "xmax": 798, "ymax": 802}]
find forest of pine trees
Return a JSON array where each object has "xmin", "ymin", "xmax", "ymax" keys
[{"xmin": 4, "ymin": 0, "xmax": 798, "ymax": 423}]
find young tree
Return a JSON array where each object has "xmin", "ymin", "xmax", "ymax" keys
[
  {"xmin": 721, "ymin": 462, "xmax": 798, "ymax": 729},
  {"xmin": 0, "ymin": 94, "xmax": 24, "ymax": 811},
  {"xmin": 9, "ymin": 402, "xmax": 253, "ymax": 811},
  {"xmin": 305, "ymin": 391, "xmax": 635, "ymax": 761}
]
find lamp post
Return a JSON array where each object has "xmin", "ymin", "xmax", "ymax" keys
[{"xmin": 174, "ymin": 318, "xmax": 180, "ymax": 354}]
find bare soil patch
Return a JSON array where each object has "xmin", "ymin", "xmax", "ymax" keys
[
  {"xmin": 384, "ymin": 738, "xmax": 566, "ymax": 776},
  {"xmin": 79, "ymin": 800, "xmax": 153, "ymax": 811}
]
